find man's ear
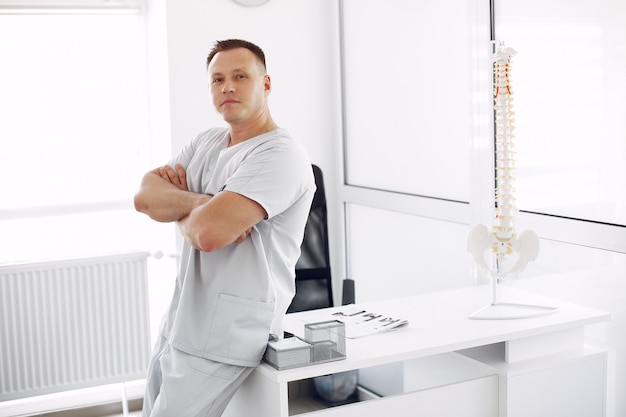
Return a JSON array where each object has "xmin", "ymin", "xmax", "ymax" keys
[{"xmin": 264, "ymin": 74, "xmax": 272, "ymax": 93}]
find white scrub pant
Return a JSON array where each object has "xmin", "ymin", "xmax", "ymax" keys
[{"xmin": 142, "ymin": 335, "xmax": 255, "ymax": 417}]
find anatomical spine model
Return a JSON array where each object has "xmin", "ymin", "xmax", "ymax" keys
[{"xmin": 467, "ymin": 45, "xmax": 539, "ymax": 279}]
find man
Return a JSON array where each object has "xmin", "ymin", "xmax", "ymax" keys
[{"xmin": 134, "ymin": 39, "xmax": 315, "ymax": 417}]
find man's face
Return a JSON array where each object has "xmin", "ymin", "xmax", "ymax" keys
[{"xmin": 207, "ymin": 47, "xmax": 270, "ymax": 125}]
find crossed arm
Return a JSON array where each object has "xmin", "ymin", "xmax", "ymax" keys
[{"xmin": 134, "ymin": 164, "xmax": 267, "ymax": 252}]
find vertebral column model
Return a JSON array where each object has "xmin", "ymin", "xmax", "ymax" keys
[{"xmin": 467, "ymin": 45, "xmax": 539, "ymax": 279}]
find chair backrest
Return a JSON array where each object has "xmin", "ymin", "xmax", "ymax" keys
[{"xmin": 288, "ymin": 164, "xmax": 334, "ymax": 313}]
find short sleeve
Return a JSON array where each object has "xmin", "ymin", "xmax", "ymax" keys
[{"xmin": 223, "ymin": 138, "xmax": 314, "ymax": 219}]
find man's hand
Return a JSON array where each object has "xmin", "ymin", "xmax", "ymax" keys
[
  {"xmin": 158, "ymin": 164, "xmax": 188, "ymax": 191},
  {"xmin": 235, "ymin": 228, "xmax": 253, "ymax": 244},
  {"xmin": 134, "ymin": 164, "xmax": 203, "ymax": 223}
]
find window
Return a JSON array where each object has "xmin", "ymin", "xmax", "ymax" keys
[
  {"xmin": 495, "ymin": 0, "xmax": 626, "ymax": 231},
  {"xmin": 0, "ymin": 6, "xmax": 170, "ymax": 263}
]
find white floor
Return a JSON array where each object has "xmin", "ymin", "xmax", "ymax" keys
[
  {"xmin": 35, "ymin": 404, "xmax": 142, "ymax": 417},
  {"xmin": 0, "ymin": 381, "xmax": 145, "ymax": 417}
]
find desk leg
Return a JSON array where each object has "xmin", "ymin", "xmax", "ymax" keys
[{"xmin": 222, "ymin": 368, "xmax": 288, "ymax": 417}]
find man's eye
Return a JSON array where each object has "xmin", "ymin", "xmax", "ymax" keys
[
  {"xmin": 212, "ymin": 78, "xmax": 223, "ymax": 84},
  {"xmin": 236, "ymin": 74, "xmax": 246, "ymax": 79}
]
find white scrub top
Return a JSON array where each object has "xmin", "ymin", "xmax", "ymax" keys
[{"xmin": 160, "ymin": 127, "xmax": 315, "ymax": 367}]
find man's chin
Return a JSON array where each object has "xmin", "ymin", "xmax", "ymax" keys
[{"xmin": 221, "ymin": 112, "xmax": 246, "ymax": 125}]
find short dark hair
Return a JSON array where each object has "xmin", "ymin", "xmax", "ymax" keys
[{"xmin": 206, "ymin": 39, "xmax": 267, "ymax": 73}]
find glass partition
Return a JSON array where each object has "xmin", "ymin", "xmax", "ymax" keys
[{"xmin": 341, "ymin": 0, "xmax": 472, "ymax": 202}]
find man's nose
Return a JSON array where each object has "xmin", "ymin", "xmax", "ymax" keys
[{"xmin": 222, "ymin": 81, "xmax": 234, "ymax": 93}]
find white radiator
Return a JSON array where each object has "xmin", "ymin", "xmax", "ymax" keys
[{"xmin": 0, "ymin": 252, "xmax": 151, "ymax": 402}]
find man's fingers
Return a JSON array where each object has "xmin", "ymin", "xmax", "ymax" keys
[
  {"xmin": 175, "ymin": 164, "xmax": 188, "ymax": 190},
  {"xmin": 158, "ymin": 165, "xmax": 189, "ymax": 190},
  {"xmin": 235, "ymin": 228, "xmax": 252, "ymax": 244},
  {"xmin": 158, "ymin": 166, "xmax": 170, "ymax": 181},
  {"xmin": 165, "ymin": 167, "xmax": 179, "ymax": 184}
]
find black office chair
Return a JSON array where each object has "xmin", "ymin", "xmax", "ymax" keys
[
  {"xmin": 288, "ymin": 164, "xmax": 334, "ymax": 313},
  {"xmin": 288, "ymin": 164, "xmax": 358, "ymax": 405}
]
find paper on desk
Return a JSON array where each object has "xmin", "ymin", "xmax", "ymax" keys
[{"xmin": 285, "ymin": 304, "xmax": 409, "ymax": 339}]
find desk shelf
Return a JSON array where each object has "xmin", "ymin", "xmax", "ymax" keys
[
  {"xmin": 285, "ymin": 352, "xmax": 498, "ymax": 417},
  {"xmin": 287, "ymin": 378, "xmax": 358, "ymax": 415}
]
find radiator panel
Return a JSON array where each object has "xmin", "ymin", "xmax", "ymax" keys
[{"xmin": 0, "ymin": 252, "xmax": 151, "ymax": 401}]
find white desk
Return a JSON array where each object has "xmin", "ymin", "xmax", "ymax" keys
[{"xmin": 223, "ymin": 285, "xmax": 610, "ymax": 417}]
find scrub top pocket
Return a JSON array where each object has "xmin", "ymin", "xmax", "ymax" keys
[{"xmin": 205, "ymin": 293, "xmax": 274, "ymax": 366}]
